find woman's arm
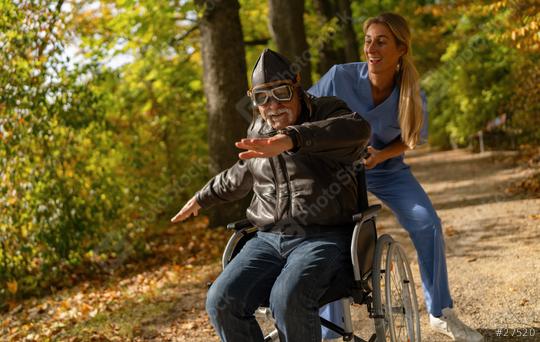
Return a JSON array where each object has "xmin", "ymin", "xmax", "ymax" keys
[{"xmin": 364, "ymin": 140, "xmax": 409, "ymax": 169}]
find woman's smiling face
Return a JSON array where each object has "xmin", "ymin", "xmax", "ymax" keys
[{"xmin": 364, "ymin": 23, "xmax": 406, "ymax": 75}]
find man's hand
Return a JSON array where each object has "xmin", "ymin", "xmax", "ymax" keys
[
  {"xmin": 235, "ymin": 134, "xmax": 293, "ymax": 160},
  {"xmin": 363, "ymin": 146, "xmax": 382, "ymax": 169},
  {"xmin": 170, "ymin": 195, "xmax": 201, "ymax": 223}
]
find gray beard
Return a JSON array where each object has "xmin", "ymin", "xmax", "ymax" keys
[{"xmin": 265, "ymin": 108, "xmax": 292, "ymax": 127}]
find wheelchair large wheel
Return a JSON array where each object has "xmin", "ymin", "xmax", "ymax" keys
[
  {"xmin": 384, "ymin": 243, "xmax": 421, "ymax": 342},
  {"xmin": 371, "ymin": 234, "xmax": 393, "ymax": 341}
]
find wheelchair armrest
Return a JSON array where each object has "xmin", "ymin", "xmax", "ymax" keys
[
  {"xmin": 226, "ymin": 218, "xmax": 253, "ymax": 231},
  {"xmin": 352, "ymin": 204, "xmax": 382, "ymax": 223}
]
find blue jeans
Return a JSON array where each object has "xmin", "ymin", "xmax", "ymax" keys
[{"xmin": 206, "ymin": 230, "xmax": 354, "ymax": 342}]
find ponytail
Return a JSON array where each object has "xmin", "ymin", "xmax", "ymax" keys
[{"xmin": 398, "ymin": 55, "xmax": 423, "ymax": 148}]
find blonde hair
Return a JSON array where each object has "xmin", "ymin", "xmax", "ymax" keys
[{"xmin": 363, "ymin": 13, "xmax": 423, "ymax": 149}]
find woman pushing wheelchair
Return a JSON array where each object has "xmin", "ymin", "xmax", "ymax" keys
[
  {"xmin": 171, "ymin": 48, "xmax": 371, "ymax": 342},
  {"xmin": 310, "ymin": 13, "xmax": 483, "ymax": 342}
]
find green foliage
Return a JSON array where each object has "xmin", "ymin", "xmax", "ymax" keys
[
  {"xmin": 422, "ymin": 1, "xmax": 540, "ymax": 147},
  {"xmin": 0, "ymin": 0, "xmax": 122, "ymax": 299},
  {"xmin": 0, "ymin": 0, "xmax": 209, "ymax": 302},
  {"xmin": 76, "ymin": 0, "xmax": 209, "ymax": 223}
]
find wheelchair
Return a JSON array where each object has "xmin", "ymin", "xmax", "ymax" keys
[{"xmin": 219, "ymin": 162, "xmax": 421, "ymax": 342}]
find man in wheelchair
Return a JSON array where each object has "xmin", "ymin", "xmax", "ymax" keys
[{"xmin": 171, "ymin": 48, "xmax": 371, "ymax": 342}]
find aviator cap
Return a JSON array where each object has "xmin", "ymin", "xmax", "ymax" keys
[{"xmin": 251, "ymin": 48, "xmax": 298, "ymax": 88}]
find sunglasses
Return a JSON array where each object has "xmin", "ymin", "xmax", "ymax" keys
[{"xmin": 248, "ymin": 82, "xmax": 295, "ymax": 106}]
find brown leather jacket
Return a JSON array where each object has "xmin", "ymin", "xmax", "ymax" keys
[{"xmin": 196, "ymin": 95, "xmax": 371, "ymax": 232}]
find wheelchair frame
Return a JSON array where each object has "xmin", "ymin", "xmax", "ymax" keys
[{"xmin": 218, "ymin": 165, "xmax": 421, "ymax": 342}]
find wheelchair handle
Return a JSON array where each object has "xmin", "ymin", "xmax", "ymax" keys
[
  {"xmin": 226, "ymin": 218, "xmax": 253, "ymax": 231},
  {"xmin": 359, "ymin": 147, "xmax": 371, "ymax": 161},
  {"xmin": 352, "ymin": 204, "xmax": 382, "ymax": 223}
]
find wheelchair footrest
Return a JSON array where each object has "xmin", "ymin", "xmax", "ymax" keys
[
  {"xmin": 351, "ymin": 290, "xmax": 367, "ymax": 305},
  {"xmin": 351, "ymin": 281, "xmax": 370, "ymax": 304},
  {"xmin": 320, "ymin": 317, "xmax": 353, "ymax": 339}
]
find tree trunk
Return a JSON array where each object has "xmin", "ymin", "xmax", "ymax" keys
[
  {"xmin": 336, "ymin": 0, "xmax": 359, "ymax": 62},
  {"xmin": 268, "ymin": 0, "xmax": 312, "ymax": 88},
  {"xmin": 312, "ymin": 0, "xmax": 345, "ymax": 75},
  {"xmin": 197, "ymin": 0, "xmax": 251, "ymax": 226}
]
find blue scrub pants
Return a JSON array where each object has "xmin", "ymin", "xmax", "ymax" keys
[{"xmin": 322, "ymin": 168, "xmax": 453, "ymax": 338}]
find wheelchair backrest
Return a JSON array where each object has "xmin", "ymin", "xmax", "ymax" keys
[
  {"xmin": 353, "ymin": 157, "xmax": 377, "ymax": 281},
  {"xmin": 352, "ymin": 218, "xmax": 377, "ymax": 282},
  {"xmin": 355, "ymin": 159, "xmax": 369, "ymax": 212}
]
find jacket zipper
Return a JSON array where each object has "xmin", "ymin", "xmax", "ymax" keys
[
  {"xmin": 268, "ymin": 157, "xmax": 280, "ymax": 223},
  {"xmin": 277, "ymin": 155, "xmax": 293, "ymax": 219}
]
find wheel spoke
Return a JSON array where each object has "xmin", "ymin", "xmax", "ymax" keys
[
  {"xmin": 372, "ymin": 237, "xmax": 420, "ymax": 342},
  {"xmin": 383, "ymin": 243, "xmax": 422, "ymax": 341}
]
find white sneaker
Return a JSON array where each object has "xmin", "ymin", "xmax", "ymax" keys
[{"xmin": 430, "ymin": 308, "xmax": 484, "ymax": 342}]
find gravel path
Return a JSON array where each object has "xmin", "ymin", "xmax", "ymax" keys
[{"xmin": 371, "ymin": 148, "xmax": 540, "ymax": 342}]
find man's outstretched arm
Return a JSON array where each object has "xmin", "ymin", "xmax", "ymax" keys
[
  {"xmin": 283, "ymin": 112, "xmax": 371, "ymax": 163},
  {"xmin": 171, "ymin": 160, "xmax": 253, "ymax": 223},
  {"xmin": 171, "ymin": 195, "xmax": 201, "ymax": 223},
  {"xmin": 235, "ymin": 113, "xmax": 371, "ymax": 163}
]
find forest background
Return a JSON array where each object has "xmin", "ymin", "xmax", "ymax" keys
[{"xmin": 0, "ymin": 0, "xmax": 539, "ymax": 307}]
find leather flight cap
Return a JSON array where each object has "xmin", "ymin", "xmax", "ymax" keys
[{"xmin": 250, "ymin": 48, "xmax": 300, "ymax": 90}]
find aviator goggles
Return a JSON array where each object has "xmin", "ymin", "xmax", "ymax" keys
[{"xmin": 247, "ymin": 80, "xmax": 298, "ymax": 106}]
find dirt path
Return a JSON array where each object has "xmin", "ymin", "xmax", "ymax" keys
[
  {"xmin": 1, "ymin": 148, "xmax": 539, "ymax": 341},
  {"xmin": 374, "ymin": 148, "xmax": 540, "ymax": 342}
]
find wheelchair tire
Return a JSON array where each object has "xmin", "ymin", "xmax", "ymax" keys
[
  {"xmin": 371, "ymin": 234, "xmax": 394, "ymax": 341},
  {"xmin": 384, "ymin": 242, "xmax": 421, "ymax": 342}
]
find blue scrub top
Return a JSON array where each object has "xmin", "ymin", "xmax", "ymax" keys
[{"xmin": 309, "ymin": 62, "xmax": 428, "ymax": 174}]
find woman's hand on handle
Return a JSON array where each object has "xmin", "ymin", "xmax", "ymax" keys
[
  {"xmin": 363, "ymin": 141, "xmax": 410, "ymax": 169},
  {"xmin": 363, "ymin": 146, "xmax": 381, "ymax": 169},
  {"xmin": 170, "ymin": 195, "xmax": 201, "ymax": 223}
]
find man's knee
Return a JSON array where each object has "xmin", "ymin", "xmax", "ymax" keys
[
  {"xmin": 269, "ymin": 287, "xmax": 294, "ymax": 320},
  {"xmin": 207, "ymin": 279, "xmax": 257, "ymax": 321},
  {"xmin": 269, "ymin": 280, "xmax": 315, "ymax": 320},
  {"xmin": 206, "ymin": 283, "xmax": 235, "ymax": 321}
]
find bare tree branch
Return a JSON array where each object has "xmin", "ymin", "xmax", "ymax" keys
[{"xmin": 169, "ymin": 23, "xmax": 199, "ymax": 46}]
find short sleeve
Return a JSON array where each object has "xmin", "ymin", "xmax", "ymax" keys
[{"xmin": 308, "ymin": 65, "xmax": 337, "ymax": 97}]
